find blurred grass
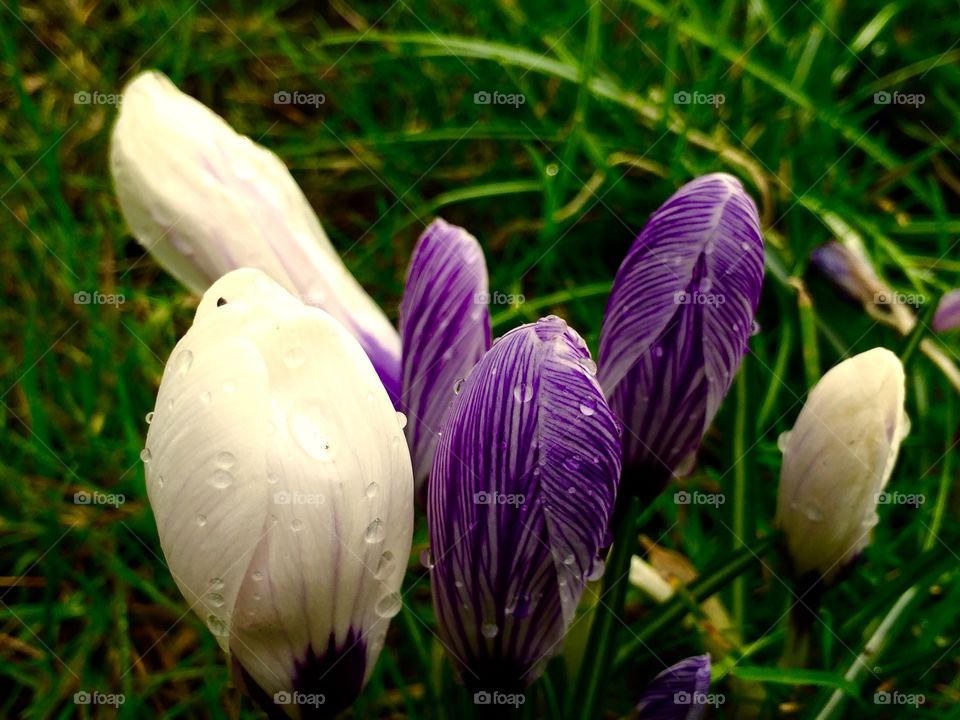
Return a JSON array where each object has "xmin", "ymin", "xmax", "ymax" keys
[{"xmin": 1, "ymin": 0, "xmax": 959, "ymax": 717}]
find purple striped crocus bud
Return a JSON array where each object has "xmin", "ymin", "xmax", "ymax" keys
[
  {"xmin": 111, "ymin": 71, "xmax": 401, "ymax": 401},
  {"xmin": 636, "ymin": 654, "xmax": 712, "ymax": 720},
  {"xmin": 598, "ymin": 174, "xmax": 764, "ymax": 496},
  {"xmin": 933, "ymin": 289, "xmax": 960, "ymax": 333},
  {"xmin": 428, "ymin": 317, "xmax": 621, "ymax": 690},
  {"xmin": 776, "ymin": 348, "xmax": 909, "ymax": 583},
  {"xmin": 142, "ymin": 268, "xmax": 413, "ymax": 717},
  {"xmin": 399, "ymin": 218, "xmax": 491, "ymax": 500}
]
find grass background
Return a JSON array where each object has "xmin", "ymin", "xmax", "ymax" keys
[{"xmin": 2, "ymin": 0, "xmax": 960, "ymax": 717}]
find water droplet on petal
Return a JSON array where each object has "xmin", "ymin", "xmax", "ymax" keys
[
  {"xmin": 579, "ymin": 398, "xmax": 597, "ymax": 416},
  {"xmin": 290, "ymin": 518, "xmax": 303, "ymax": 532},
  {"xmin": 210, "ymin": 470, "xmax": 233, "ymax": 489},
  {"xmin": 216, "ymin": 451, "xmax": 236, "ymax": 469},
  {"xmin": 375, "ymin": 592, "xmax": 402, "ymax": 618},
  {"xmin": 140, "ymin": 448, "xmax": 152, "ymax": 463},
  {"xmin": 266, "ymin": 472, "xmax": 279, "ymax": 485},
  {"xmin": 481, "ymin": 623, "xmax": 499, "ymax": 638},
  {"xmin": 513, "ymin": 383, "xmax": 533, "ymax": 403},
  {"xmin": 586, "ymin": 558, "xmax": 605, "ymax": 582},
  {"xmin": 396, "ymin": 411, "xmax": 408, "ymax": 429},
  {"xmin": 366, "ymin": 482, "xmax": 379, "ymax": 499},
  {"xmin": 563, "ymin": 455, "xmax": 581, "ymax": 471},
  {"xmin": 453, "ymin": 378, "xmax": 465, "ymax": 395},
  {"xmin": 207, "ymin": 614, "xmax": 228, "ymax": 636},
  {"xmin": 365, "ymin": 518, "xmax": 385, "ymax": 543},
  {"xmin": 207, "ymin": 592, "xmax": 225, "ymax": 608},
  {"xmin": 777, "ymin": 432, "xmax": 791, "ymax": 453},
  {"xmin": 563, "ymin": 553, "xmax": 575, "ymax": 566},
  {"xmin": 804, "ymin": 504, "xmax": 824, "ymax": 522},
  {"xmin": 420, "ymin": 548, "xmax": 435, "ymax": 569},
  {"xmin": 251, "ymin": 570, "xmax": 263, "ymax": 582},
  {"xmin": 145, "ymin": 411, "xmax": 154, "ymax": 424},
  {"xmin": 196, "ymin": 514, "xmax": 207, "ymax": 527},
  {"xmin": 175, "ymin": 349, "xmax": 193, "ymax": 375}
]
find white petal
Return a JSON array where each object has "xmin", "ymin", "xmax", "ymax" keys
[{"xmin": 111, "ymin": 72, "xmax": 400, "ymax": 386}]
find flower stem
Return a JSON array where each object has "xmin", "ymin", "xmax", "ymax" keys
[{"xmin": 571, "ymin": 495, "xmax": 641, "ymax": 720}]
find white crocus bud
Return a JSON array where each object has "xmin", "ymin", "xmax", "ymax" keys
[
  {"xmin": 142, "ymin": 268, "xmax": 413, "ymax": 717},
  {"xmin": 776, "ymin": 348, "xmax": 909, "ymax": 583},
  {"xmin": 112, "ymin": 71, "xmax": 401, "ymax": 400}
]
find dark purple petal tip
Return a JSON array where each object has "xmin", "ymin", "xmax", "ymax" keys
[
  {"xmin": 400, "ymin": 218, "xmax": 491, "ymax": 499},
  {"xmin": 637, "ymin": 654, "xmax": 712, "ymax": 720},
  {"xmin": 428, "ymin": 316, "xmax": 621, "ymax": 689},
  {"xmin": 933, "ymin": 289, "xmax": 960, "ymax": 333},
  {"xmin": 598, "ymin": 173, "xmax": 764, "ymax": 495}
]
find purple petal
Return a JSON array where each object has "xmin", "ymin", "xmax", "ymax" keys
[
  {"xmin": 598, "ymin": 174, "xmax": 764, "ymax": 492},
  {"xmin": 428, "ymin": 317, "xmax": 621, "ymax": 689},
  {"xmin": 637, "ymin": 654, "xmax": 712, "ymax": 720},
  {"xmin": 810, "ymin": 241, "xmax": 883, "ymax": 305},
  {"xmin": 933, "ymin": 289, "xmax": 960, "ymax": 333},
  {"xmin": 400, "ymin": 218, "xmax": 491, "ymax": 498}
]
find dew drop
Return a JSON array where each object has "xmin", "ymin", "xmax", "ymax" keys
[
  {"xmin": 376, "ymin": 592, "xmax": 403, "ymax": 618},
  {"xmin": 209, "ymin": 577, "xmax": 224, "ymax": 590},
  {"xmin": 579, "ymin": 358, "xmax": 597, "ymax": 376},
  {"xmin": 365, "ymin": 518, "xmax": 385, "ymax": 543},
  {"xmin": 145, "ymin": 411, "xmax": 154, "ymax": 424},
  {"xmin": 563, "ymin": 455, "xmax": 581, "ymax": 471},
  {"xmin": 207, "ymin": 615, "xmax": 228, "ymax": 636},
  {"xmin": 196, "ymin": 514, "xmax": 207, "ymax": 527},
  {"xmin": 481, "ymin": 623, "xmax": 499, "ymax": 638},
  {"xmin": 563, "ymin": 553, "xmax": 575, "ymax": 566},
  {"xmin": 396, "ymin": 411, "xmax": 408, "ymax": 430},
  {"xmin": 376, "ymin": 551, "xmax": 395, "ymax": 578},
  {"xmin": 157, "ymin": 475, "xmax": 165, "ymax": 489},
  {"xmin": 546, "ymin": 163, "xmax": 559, "ymax": 177},
  {"xmin": 266, "ymin": 472, "xmax": 279, "ymax": 485},
  {"xmin": 586, "ymin": 558, "xmax": 606, "ymax": 582},
  {"xmin": 251, "ymin": 570, "xmax": 264, "ymax": 582},
  {"xmin": 420, "ymin": 548, "xmax": 435, "ymax": 569},
  {"xmin": 290, "ymin": 518, "xmax": 303, "ymax": 532},
  {"xmin": 216, "ymin": 451, "xmax": 236, "ymax": 469},
  {"xmin": 579, "ymin": 398, "xmax": 597, "ymax": 416},
  {"xmin": 777, "ymin": 432, "xmax": 791, "ymax": 453},
  {"xmin": 804, "ymin": 504, "xmax": 824, "ymax": 522},
  {"xmin": 210, "ymin": 470, "xmax": 233, "ymax": 489},
  {"xmin": 366, "ymin": 482, "xmax": 379, "ymax": 499},
  {"xmin": 175, "ymin": 349, "xmax": 194, "ymax": 375},
  {"xmin": 453, "ymin": 378, "xmax": 465, "ymax": 395},
  {"xmin": 140, "ymin": 448, "xmax": 152, "ymax": 463},
  {"xmin": 207, "ymin": 592, "xmax": 225, "ymax": 608},
  {"xmin": 513, "ymin": 383, "xmax": 533, "ymax": 403}
]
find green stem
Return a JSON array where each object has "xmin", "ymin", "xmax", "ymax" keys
[
  {"xmin": 571, "ymin": 495, "xmax": 642, "ymax": 720},
  {"xmin": 732, "ymin": 365, "xmax": 749, "ymax": 632}
]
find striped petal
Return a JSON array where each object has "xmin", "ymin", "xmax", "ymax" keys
[
  {"xmin": 399, "ymin": 219, "xmax": 491, "ymax": 499},
  {"xmin": 598, "ymin": 174, "xmax": 763, "ymax": 494},
  {"xmin": 637, "ymin": 654, "xmax": 712, "ymax": 720},
  {"xmin": 428, "ymin": 317, "xmax": 621, "ymax": 689}
]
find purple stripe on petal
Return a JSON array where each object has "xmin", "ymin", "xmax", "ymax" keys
[
  {"xmin": 400, "ymin": 218, "xmax": 491, "ymax": 499},
  {"xmin": 637, "ymin": 654, "xmax": 712, "ymax": 720},
  {"xmin": 428, "ymin": 316, "xmax": 621, "ymax": 689},
  {"xmin": 933, "ymin": 289, "xmax": 960, "ymax": 333},
  {"xmin": 599, "ymin": 174, "xmax": 764, "ymax": 494}
]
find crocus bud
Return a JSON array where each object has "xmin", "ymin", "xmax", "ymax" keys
[
  {"xmin": 142, "ymin": 268, "xmax": 413, "ymax": 716},
  {"xmin": 111, "ymin": 71, "xmax": 401, "ymax": 400},
  {"xmin": 399, "ymin": 218, "xmax": 490, "ymax": 500},
  {"xmin": 933, "ymin": 289, "xmax": 960, "ymax": 333},
  {"xmin": 636, "ymin": 654, "xmax": 712, "ymax": 720},
  {"xmin": 775, "ymin": 348, "xmax": 909, "ymax": 583},
  {"xmin": 598, "ymin": 174, "xmax": 764, "ymax": 497},
  {"xmin": 428, "ymin": 317, "xmax": 621, "ymax": 690}
]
